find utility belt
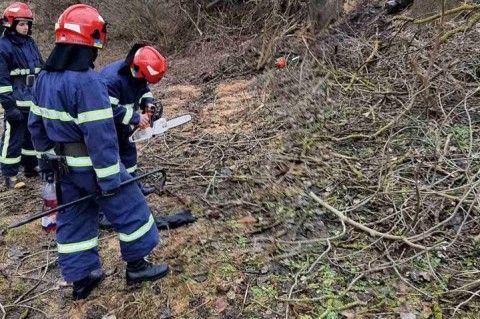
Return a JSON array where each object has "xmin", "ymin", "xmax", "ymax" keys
[
  {"xmin": 11, "ymin": 74, "xmax": 36, "ymax": 87},
  {"xmin": 54, "ymin": 142, "xmax": 89, "ymax": 157}
]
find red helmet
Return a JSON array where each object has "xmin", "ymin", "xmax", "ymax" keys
[
  {"xmin": 55, "ymin": 4, "xmax": 107, "ymax": 49},
  {"xmin": 3, "ymin": 2, "xmax": 33, "ymax": 28},
  {"xmin": 130, "ymin": 46, "xmax": 168, "ymax": 84}
]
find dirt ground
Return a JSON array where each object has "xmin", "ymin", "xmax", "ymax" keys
[
  {"xmin": 3, "ymin": 1, "xmax": 480, "ymax": 318},
  {"xmin": 0, "ymin": 43, "xmax": 273, "ymax": 318}
]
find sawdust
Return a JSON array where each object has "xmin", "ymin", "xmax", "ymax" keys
[{"xmin": 200, "ymin": 79, "xmax": 259, "ymax": 134}]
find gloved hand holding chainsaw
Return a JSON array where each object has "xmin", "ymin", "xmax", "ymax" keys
[
  {"xmin": 130, "ymin": 101, "xmax": 191, "ymax": 143},
  {"xmin": 138, "ymin": 102, "xmax": 162, "ymax": 129}
]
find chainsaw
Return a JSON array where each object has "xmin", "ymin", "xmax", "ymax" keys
[{"xmin": 129, "ymin": 114, "xmax": 192, "ymax": 143}]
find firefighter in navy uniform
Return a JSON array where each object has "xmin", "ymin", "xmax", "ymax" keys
[
  {"xmin": 100, "ymin": 44, "xmax": 167, "ymax": 196},
  {"xmin": 0, "ymin": 2, "xmax": 42, "ymax": 188},
  {"xmin": 28, "ymin": 4, "xmax": 169, "ymax": 300}
]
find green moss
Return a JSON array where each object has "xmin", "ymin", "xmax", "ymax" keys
[{"xmin": 4, "ymin": 227, "xmax": 35, "ymax": 246}]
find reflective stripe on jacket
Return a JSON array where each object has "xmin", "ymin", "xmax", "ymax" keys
[
  {"xmin": 100, "ymin": 59, "xmax": 154, "ymax": 126},
  {"xmin": 0, "ymin": 33, "xmax": 43, "ymax": 110},
  {"xmin": 28, "ymin": 69, "xmax": 121, "ymax": 191}
]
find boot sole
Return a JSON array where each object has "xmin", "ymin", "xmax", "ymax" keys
[{"xmin": 126, "ymin": 268, "xmax": 169, "ymax": 286}]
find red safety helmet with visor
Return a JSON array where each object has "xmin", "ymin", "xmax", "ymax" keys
[
  {"xmin": 2, "ymin": 2, "xmax": 33, "ymax": 28},
  {"xmin": 55, "ymin": 4, "xmax": 107, "ymax": 49},
  {"xmin": 130, "ymin": 46, "xmax": 168, "ymax": 84}
]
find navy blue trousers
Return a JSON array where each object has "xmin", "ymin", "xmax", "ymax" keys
[
  {"xmin": 56, "ymin": 164, "xmax": 159, "ymax": 282},
  {"xmin": 0, "ymin": 113, "xmax": 37, "ymax": 177}
]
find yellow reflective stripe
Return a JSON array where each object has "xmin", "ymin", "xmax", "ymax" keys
[
  {"xmin": 30, "ymin": 103, "xmax": 40, "ymax": 115},
  {"xmin": 57, "ymin": 237, "xmax": 98, "ymax": 254},
  {"xmin": 0, "ymin": 125, "xmax": 21, "ymax": 162},
  {"xmin": 16, "ymin": 100, "xmax": 32, "ymax": 108},
  {"xmin": 141, "ymin": 92, "xmax": 153, "ymax": 100},
  {"xmin": 36, "ymin": 148, "xmax": 55, "ymax": 159},
  {"xmin": 94, "ymin": 162, "xmax": 120, "ymax": 178},
  {"xmin": 10, "ymin": 68, "xmax": 30, "ymax": 76},
  {"xmin": 109, "ymin": 96, "xmax": 119, "ymax": 105},
  {"xmin": 1, "ymin": 122, "xmax": 11, "ymax": 159},
  {"xmin": 32, "ymin": 104, "xmax": 114, "ymax": 124},
  {"xmin": 122, "ymin": 107, "xmax": 134, "ymax": 125},
  {"xmin": 0, "ymin": 86, "xmax": 13, "ymax": 94},
  {"xmin": 31, "ymin": 104, "xmax": 78, "ymax": 123},
  {"xmin": 0, "ymin": 156, "xmax": 21, "ymax": 164},
  {"xmin": 65, "ymin": 156, "xmax": 92, "ymax": 167},
  {"xmin": 126, "ymin": 165, "xmax": 137, "ymax": 174},
  {"xmin": 34, "ymin": 67, "xmax": 42, "ymax": 74},
  {"xmin": 78, "ymin": 108, "xmax": 113, "ymax": 124},
  {"xmin": 119, "ymin": 215, "xmax": 154, "ymax": 242},
  {"xmin": 21, "ymin": 149, "xmax": 37, "ymax": 156},
  {"xmin": 65, "ymin": 156, "xmax": 121, "ymax": 176}
]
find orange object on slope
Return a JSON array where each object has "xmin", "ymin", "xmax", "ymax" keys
[{"xmin": 275, "ymin": 57, "xmax": 286, "ymax": 69}]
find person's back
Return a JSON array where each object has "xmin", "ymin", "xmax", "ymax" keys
[
  {"xmin": 32, "ymin": 67, "xmax": 120, "ymax": 188},
  {"xmin": 33, "ymin": 69, "xmax": 111, "ymax": 143},
  {"xmin": 28, "ymin": 4, "xmax": 169, "ymax": 301},
  {"xmin": 100, "ymin": 56, "xmax": 153, "ymax": 113}
]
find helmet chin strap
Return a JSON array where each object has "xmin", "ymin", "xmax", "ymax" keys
[{"xmin": 130, "ymin": 66, "xmax": 137, "ymax": 78}]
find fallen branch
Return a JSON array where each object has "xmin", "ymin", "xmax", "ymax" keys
[
  {"xmin": 345, "ymin": 28, "xmax": 381, "ymax": 91},
  {"xmin": 285, "ymin": 241, "xmax": 332, "ymax": 319},
  {"xmin": 178, "ymin": 3, "xmax": 203, "ymax": 37},
  {"xmin": 308, "ymin": 192, "xmax": 446, "ymax": 251},
  {"xmin": 394, "ymin": 4, "xmax": 480, "ymax": 24},
  {"xmin": 323, "ymin": 90, "xmax": 421, "ymax": 141},
  {"xmin": 440, "ymin": 12, "xmax": 480, "ymax": 43},
  {"xmin": 319, "ymin": 300, "xmax": 367, "ymax": 319},
  {"xmin": 453, "ymin": 288, "xmax": 480, "ymax": 317}
]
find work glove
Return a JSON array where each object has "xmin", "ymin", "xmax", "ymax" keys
[
  {"xmin": 138, "ymin": 113, "xmax": 150, "ymax": 129},
  {"xmin": 101, "ymin": 187, "xmax": 119, "ymax": 197},
  {"xmin": 3, "ymin": 102, "xmax": 24, "ymax": 122}
]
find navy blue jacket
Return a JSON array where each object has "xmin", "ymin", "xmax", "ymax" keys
[
  {"xmin": 100, "ymin": 59, "xmax": 154, "ymax": 126},
  {"xmin": 0, "ymin": 32, "xmax": 42, "ymax": 113},
  {"xmin": 28, "ymin": 69, "xmax": 121, "ymax": 191}
]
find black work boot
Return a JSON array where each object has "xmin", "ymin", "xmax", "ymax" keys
[
  {"xmin": 72, "ymin": 269, "xmax": 105, "ymax": 300},
  {"xmin": 126, "ymin": 258, "xmax": 169, "ymax": 285},
  {"xmin": 140, "ymin": 184, "xmax": 155, "ymax": 196},
  {"xmin": 98, "ymin": 212, "xmax": 113, "ymax": 229},
  {"xmin": 137, "ymin": 180, "xmax": 155, "ymax": 196},
  {"xmin": 5, "ymin": 176, "xmax": 25, "ymax": 189},
  {"xmin": 24, "ymin": 166, "xmax": 39, "ymax": 178}
]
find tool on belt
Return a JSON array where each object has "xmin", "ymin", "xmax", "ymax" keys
[
  {"xmin": 42, "ymin": 153, "xmax": 68, "ymax": 207},
  {"xmin": 3, "ymin": 168, "xmax": 166, "ymax": 232}
]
